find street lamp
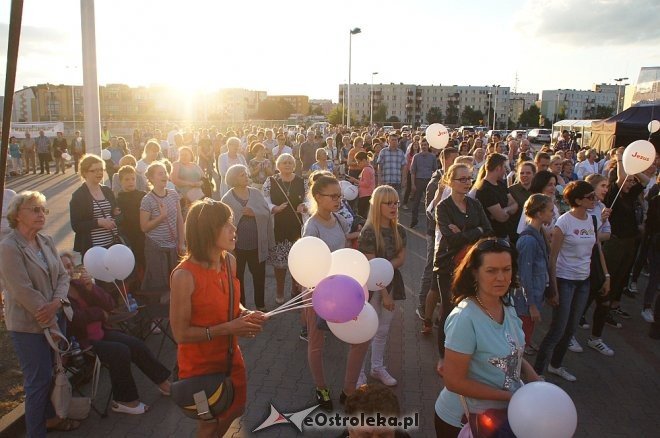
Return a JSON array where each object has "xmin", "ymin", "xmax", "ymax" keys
[
  {"xmin": 491, "ymin": 85, "xmax": 500, "ymax": 130},
  {"xmin": 614, "ymin": 77, "xmax": 629, "ymax": 114},
  {"xmin": 370, "ymin": 71, "xmax": 379, "ymax": 126},
  {"xmin": 347, "ymin": 27, "xmax": 361, "ymax": 128},
  {"xmin": 487, "ymin": 92, "xmax": 491, "ymax": 130}
]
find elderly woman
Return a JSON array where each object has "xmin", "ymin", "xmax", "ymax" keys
[
  {"xmin": 263, "ymin": 153, "xmax": 308, "ymax": 304},
  {"xmin": 221, "ymin": 164, "xmax": 274, "ymax": 311},
  {"xmin": 111, "ymin": 154, "xmax": 148, "ymax": 196},
  {"xmin": 218, "ymin": 137, "xmax": 248, "ymax": 198},
  {"xmin": 0, "ymin": 191, "xmax": 79, "ymax": 435},
  {"xmin": 70, "ymin": 154, "xmax": 119, "ymax": 258},
  {"xmin": 60, "ymin": 253, "xmax": 170, "ymax": 415}
]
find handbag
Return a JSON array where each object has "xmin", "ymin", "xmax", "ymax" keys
[
  {"xmin": 201, "ymin": 173, "xmax": 215, "ymax": 198},
  {"xmin": 171, "ymin": 257, "xmax": 235, "ymax": 421},
  {"xmin": 45, "ymin": 327, "xmax": 72, "ymax": 419},
  {"xmin": 589, "ymin": 215, "xmax": 606, "ymax": 296}
]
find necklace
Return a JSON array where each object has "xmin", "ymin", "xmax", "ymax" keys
[{"xmin": 474, "ymin": 295, "xmax": 497, "ymax": 321}]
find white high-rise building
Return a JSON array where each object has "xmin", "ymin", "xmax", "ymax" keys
[{"xmin": 541, "ymin": 88, "xmax": 618, "ymax": 122}]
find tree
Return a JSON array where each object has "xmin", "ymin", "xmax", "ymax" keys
[
  {"xmin": 327, "ymin": 105, "xmax": 356, "ymax": 125},
  {"xmin": 256, "ymin": 99, "xmax": 294, "ymax": 120},
  {"xmin": 373, "ymin": 103, "xmax": 387, "ymax": 123},
  {"xmin": 557, "ymin": 105, "xmax": 566, "ymax": 121},
  {"xmin": 518, "ymin": 104, "xmax": 541, "ymax": 127},
  {"xmin": 445, "ymin": 101, "xmax": 459, "ymax": 125},
  {"xmin": 426, "ymin": 107, "xmax": 443, "ymax": 124},
  {"xmin": 460, "ymin": 106, "xmax": 484, "ymax": 125},
  {"xmin": 309, "ymin": 105, "xmax": 324, "ymax": 116},
  {"xmin": 594, "ymin": 105, "xmax": 614, "ymax": 119},
  {"xmin": 386, "ymin": 115, "xmax": 400, "ymax": 123}
]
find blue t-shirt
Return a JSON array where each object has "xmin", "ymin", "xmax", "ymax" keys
[{"xmin": 435, "ymin": 299, "xmax": 524, "ymax": 427}]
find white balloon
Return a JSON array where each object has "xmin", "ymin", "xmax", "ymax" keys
[
  {"xmin": 648, "ymin": 120, "xmax": 660, "ymax": 134},
  {"xmin": 327, "ymin": 248, "xmax": 371, "ymax": 286},
  {"xmin": 104, "ymin": 244, "xmax": 135, "ymax": 280},
  {"xmin": 366, "ymin": 258, "xmax": 394, "ymax": 291},
  {"xmin": 328, "ymin": 303, "xmax": 379, "ymax": 344},
  {"xmin": 508, "ymin": 382, "xmax": 577, "ymax": 438},
  {"xmin": 288, "ymin": 236, "xmax": 332, "ymax": 287},
  {"xmin": 61, "ymin": 153, "xmax": 72, "ymax": 161},
  {"xmin": 101, "ymin": 149, "xmax": 111, "ymax": 160},
  {"xmin": 83, "ymin": 246, "xmax": 114, "ymax": 282},
  {"xmin": 425, "ymin": 123, "xmax": 450, "ymax": 150},
  {"xmin": 341, "ymin": 183, "xmax": 359, "ymax": 201},
  {"xmin": 622, "ymin": 140, "xmax": 655, "ymax": 175}
]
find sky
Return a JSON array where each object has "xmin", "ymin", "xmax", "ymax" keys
[{"xmin": 1, "ymin": 0, "xmax": 659, "ymax": 101}]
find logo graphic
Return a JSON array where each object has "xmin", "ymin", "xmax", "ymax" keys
[{"xmin": 253, "ymin": 404, "xmax": 319, "ymax": 433}]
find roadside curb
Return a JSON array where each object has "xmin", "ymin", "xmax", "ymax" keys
[{"xmin": 0, "ymin": 402, "xmax": 24, "ymax": 438}]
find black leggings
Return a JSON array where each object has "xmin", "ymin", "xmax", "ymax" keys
[
  {"xmin": 235, "ymin": 248, "xmax": 266, "ymax": 309},
  {"xmin": 437, "ymin": 272, "xmax": 454, "ymax": 357},
  {"xmin": 435, "ymin": 414, "xmax": 462, "ymax": 438}
]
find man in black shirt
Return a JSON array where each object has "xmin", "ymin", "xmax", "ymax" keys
[{"xmin": 474, "ymin": 153, "xmax": 518, "ymax": 239}]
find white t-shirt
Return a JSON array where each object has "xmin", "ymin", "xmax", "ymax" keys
[
  {"xmin": 554, "ymin": 212, "xmax": 596, "ymax": 280},
  {"xmin": 272, "ymin": 145, "xmax": 292, "ymax": 158}
]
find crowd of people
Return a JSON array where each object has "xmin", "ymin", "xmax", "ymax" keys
[{"xmin": 1, "ymin": 121, "xmax": 659, "ymax": 437}]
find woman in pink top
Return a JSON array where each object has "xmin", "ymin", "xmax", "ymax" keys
[{"xmin": 348, "ymin": 151, "xmax": 375, "ymax": 218}]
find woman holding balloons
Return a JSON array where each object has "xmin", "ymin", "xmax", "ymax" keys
[
  {"xmin": 435, "ymin": 238, "xmax": 541, "ymax": 437},
  {"xmin": 357, "ymin": 185, "xmax": 407, "ymax": 388},
  {"xmin": 70, "ymin": 154, "xmax": 120, "ymax": 258},
  {"xmin": 301, "ymin": 171, "xmax": 368, "ymax": 412}
]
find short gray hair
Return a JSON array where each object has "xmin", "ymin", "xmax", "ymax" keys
[
  {"xmin": 275, "ymin": 153, "xmax": 296, "ymax": 169},
  {"xmin": 225, "ymin": 164, "xmax": 249, "ymax": 188},
  {"xmin": 6, "ymin": 191, "xmax": 47, "ymax": 229}
]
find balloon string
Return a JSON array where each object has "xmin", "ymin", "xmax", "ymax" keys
[
  {"xmin": 265, "ymin": 297, "xmax": 313, "ymax": 316},
  {"xmin": 113, "ymin": 280, "xmax": 130, "ymax": 310},
  {"xmin": 608, "ymin": 174, "xmax": 628, "ymax": 209},
  {"xmin": 267, "ymin": 303, "xmax": 313, "ymax": 317},
  {"xmin": 270, "ymin": 288, "xmax": 314, "ymax": 312}
]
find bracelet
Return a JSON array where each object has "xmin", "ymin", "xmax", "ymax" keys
[
  {"xmin": 205, "ymin": 327, "xmax": 212, "ymax": 341},
  {"xmin": 605, "ymin": 274, "xmax": 611, "ymax": 278}
]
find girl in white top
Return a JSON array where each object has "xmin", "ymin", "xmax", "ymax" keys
[{"xmin": 516, "ymin": 170, "xmax": 560, "ymax": 237}]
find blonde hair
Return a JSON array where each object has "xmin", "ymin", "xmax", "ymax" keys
[
  {"xmin": 366, "ymin": 186, "xmax": 403, "ymax": 256},
  {"xmin": 442, "ymin": 163, "xmax": 470, "ymax": 185}
]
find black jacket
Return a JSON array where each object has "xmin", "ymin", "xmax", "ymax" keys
[
  {"xmin": 70, "ymin": 183, "xmax": 117, "ymax": 255},
  {"xmin": 433, "ymin": 196, "xmax": 493, "ymax": 273}
]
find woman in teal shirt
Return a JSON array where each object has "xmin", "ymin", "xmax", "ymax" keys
[{"xmin": 435, "ymin": 238, "xmax": 542, "ymax": 437}]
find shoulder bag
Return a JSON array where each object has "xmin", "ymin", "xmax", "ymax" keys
[
  {"xmin": 170, "ymin": 257, "xmax": 236, "ymax": 421},
  {"xmin": 270, "ymin": 176, "xmax": 304, "ymax": 227}
]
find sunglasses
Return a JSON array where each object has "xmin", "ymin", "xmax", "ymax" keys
[
  {"xmin": 476, "ymin": 238, "xmax": 511, "ymax": 251},
  {"xmin": 582, "ymin": 192, "xmax": 596, "ymax": 201},
  {"xmin": 22, "ymin": 206, "xmax": 49, "ymax": 215}
]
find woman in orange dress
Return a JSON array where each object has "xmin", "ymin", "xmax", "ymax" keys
[{"xmin": 170, "ymin": 199, "xmax": 268, "ymax": 438}]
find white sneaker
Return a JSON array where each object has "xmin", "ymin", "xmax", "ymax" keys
[
  {"xmin": 587, "ymin": 338, "xmax": 614, "ymax": 356},
  {"xmin": 547, "ymin": 365, "xmax": 577, "ymax": 382},
  {"xmin": 641, "ymin": 308, "xmax": 655, "ymax": 323},
  {"xmin": 568, "ymin": 336, "xmax": 583, "ymax": 353},
  {"xmin": 356, "ymin": 371, "xmax": 367, "ymax": 388},
  {"xmin": 370, "ymin": 368, "xmax": 397, "ymax": 386}
]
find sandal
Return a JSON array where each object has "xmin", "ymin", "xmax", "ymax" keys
[
  {"xmin": 111, "ymin": 401, "xmax": 150, "ymax": 415},
  {"xmin": 158, "ymin": 386, "xmax": 171, "ymax": 396},
  {"xmin": 47, "ymin": 418, "xmax": 81, "ymax": 432}
]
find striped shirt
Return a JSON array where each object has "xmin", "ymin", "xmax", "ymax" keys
[
  {"xmin": 91, "ymin": 198, "xmax": 115, "ymax": 247},
  {"xmin": 140, "ymin": 189, "xmax": 180, "ymax": 248}
]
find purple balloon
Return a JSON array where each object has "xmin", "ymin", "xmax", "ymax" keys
[{"xmin": 312, "ymin": 275, "xmax": 365, "ymax": 323}]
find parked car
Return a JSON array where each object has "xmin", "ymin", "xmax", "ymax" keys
[
  {"xmin": 509, "ymin": 129, "xmax": 527, "ymax": 139},
  {"xmin": 458, "ymin": 126, "xmax": 475, "ymax": 135},
  {"xmin": 485, "ymin": 129, "xmax": 504, "ymax": 139},
  {"xmin": 527, "ymin": 128, "xmax": 552, "ymax": 144},
  {"xmin": 383, "ymin": 125, "xmax": 395, "ymax": 133}
]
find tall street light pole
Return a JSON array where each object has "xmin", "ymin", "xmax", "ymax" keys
[
  {"xmin": 347, "ymin": 27, "xmax": 361, "ymax": 129},
  {"xmin": 370, "ymin": 71, "xmax": 378, "ymax": 127},
  {"xmin": 614, "ymin": 77, "xmax": 628, "ymax": 114}
]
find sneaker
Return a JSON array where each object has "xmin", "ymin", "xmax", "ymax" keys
[
  {"xmin": 611, "ymin": 307, "xmax": 632, "ymax": 319},
  {"xmin": 299, "ymin": 327, "xmax": 308, "ymax": 342},
  {"xmin": 605, "ymin": 312, "xmax": 622, "ymax": 329},
  {"xmin": 356, "ymin": 371, "xmax": 367, "ymax": 388},
  {"xmin": 587, "ymin": 338, "xmax": 614, "ymax": 356},
  {"xmin": 568, "ymin": 336, "xmax": 583, "ymax": 353},
  {"xmin": 641, "ymin": 308, "xmax": 655, "ymax": 323},
  {"xmin": 547, "ymin": 365, "xmax": 577, "ymax": 382},
  {"xmin": 629, "ymin": 281, "xmax": 638, "ymax": 293},
  {"xmin": 315, "ymin": 388, "xmax": 333, "ymax": 412},
  {"xmin": 415, "ymin": 307, "xmax": 425, "ymax": 321},
  {"xmin": 370, "ymin": 368, "xmax": 397, "ymax": 386},
  {"xmin": 578, "ymin": 316, "xmax": 590, "ymax": 330}
]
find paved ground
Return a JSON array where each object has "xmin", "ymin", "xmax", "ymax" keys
[{"xmin": 4, "ymin": 172, "xmax": 660, "ymax": 437}]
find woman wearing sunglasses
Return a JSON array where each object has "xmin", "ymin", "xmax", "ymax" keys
[
  {"xmin": 435, "ymin": 238, "xmax": 541, "ymax": 437},
  {"xmin": 301, "ymin": 171, "xmax": 365, "ymax": 412},
  {"xmin": 433, "ymin": 164, "xmax": 492, "ymax": 369},
  {"xmin": 534, "ymin": 180, "xmax": 609, "ymax": 381},
  {"xmin": 1, "ymin": 191, "xmax": 80, "ymax": 435}
]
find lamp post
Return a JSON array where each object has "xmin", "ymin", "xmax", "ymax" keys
[
  {"xmin": 492, "ymin": 85, "xmax": 500, "ymax": 130},
  {"xmin": 370, "ymin": 71, "xmax": 378, "ymax": 126},
  {"xmin": 66, "ymin": 65, "xmax": 79, "ymax": 132},
  {"xmin": 614, "ymin": 77, "xmax": 628, "ymax": 114},
  {"xmin": 347, "ymin": 27, "xmax": 361, "ymax": 129},
  {"xmin": 487, "ymin": 92, "xmax": 491, "ymax": 131}
]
